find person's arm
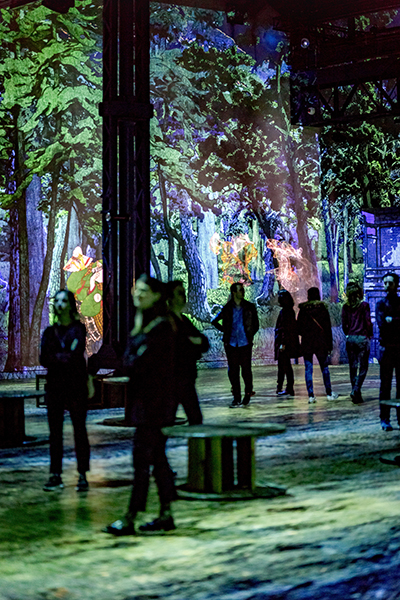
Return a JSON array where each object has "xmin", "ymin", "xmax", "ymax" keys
[
  {"xmin": 376, "ymin": 299, "xmax": 385, "ymax": 330},
  {"xmin": 252, "ymin": 303, "xmax": 260, "ymax": 335},
  {"xmin": 296, "ymin": 308, "xmax": 304, "ymax": 338},
  {"xmin": 40, "ymin": 328, "xmax": 56, "ymax": 368},
  {"xmin": 275, "ymin": 312, "xmax": 283, "ymax": 355},
  {"xmin": 364, "ymin": 303, "xmax": 373, "ymax": 338},
  {"xmin": 184, "ymin": 316, "xmax": 210, "ymax": 353},
  {"xmin": 323, "ymin": 306, "xmax": 333, "ymax": 352},
  {"xmin": 211, "ymin": 307, "xmax": 225, "ymax": 333},
  {"xmin": 341, "ymin": 305, "xmax": 349, "ymax": 336}
]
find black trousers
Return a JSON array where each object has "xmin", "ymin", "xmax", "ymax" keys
[
  {"xmin": 277, "ymin": 349, "xmax": 294, "ymax": 394},
  {"xmin": 128, "ymin": 426, "xmax": 176, "ymax": 516},
  {"xmin": 46, "ymin": 388, "xmax": 90, "ymax": 475},
  {"xmin": 176, "ymin": 378, "xmax": 203, "ymax": 425},
  {"xmin": 379, "ymin": 347, "xmax": 400, "ymax": 424},
  {"xmin": 225, "ymin": 343, "xmax": 253, "ymax": 401}
]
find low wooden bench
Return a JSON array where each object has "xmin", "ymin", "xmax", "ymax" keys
[
  {"xmin": 162, "ymin": 422, "xmax": 286, "ymax": 500},
  {"xmin": 0, "ymin": 389, "xmax": 46, "ymax": 448}
]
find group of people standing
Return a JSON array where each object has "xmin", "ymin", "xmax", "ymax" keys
[
  {"xmin": 274, "ymin": 271, "xmax": 400, "ymax": 433},
  {"xmin": 39, "ymin": 270, "xmax": 400, "ymax": 536},
  {"xmin": 274, "ymin": 285, "xmax": 339, "ymax": 404}
]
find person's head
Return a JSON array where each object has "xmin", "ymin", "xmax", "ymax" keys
[
  {"xmin": 345, "ymin": 282, "xmax": 362, "ymax": 306},
  {"xmin": 166, "ymin": 280, "xmax": 187, "ymax": 314},
  {"xmin": 383, "ymin": 272, "xmax": 399, "ymax": 294},
  {"xmin": 132, "ymin": 274, "xmax": 166, "ymax": 313},
  {"xmin": 307, "ymin": 287, "xmax": 321, "ymax": 302},
  {"xmin": 278, "ymin": 289, "xmax": 294, "ymax": 309},
  {"xmin": 53, "ymin": 289, "xmax": 79, "ymax": 322},
  {"xmin": 230, "ymin": 282, "xmax": 245, "ymax": 305}
]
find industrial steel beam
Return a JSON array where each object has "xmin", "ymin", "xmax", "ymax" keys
[{"xmin": 100, "ymin": 0, "xmax": 152, "ymax": 354}]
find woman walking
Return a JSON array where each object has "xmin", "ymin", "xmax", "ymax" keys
[
  {"xmin": 104, "ymin": 274, "xmax": 178, "ymax": 536},
  {"xmin": 342, "ymin": 282, "xmax": 373, "ymax": 404}
]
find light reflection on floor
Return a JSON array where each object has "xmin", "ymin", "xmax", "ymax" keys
[{"xmin": 1, "ymin": 364, "xmax": 400, "ymax": 599}]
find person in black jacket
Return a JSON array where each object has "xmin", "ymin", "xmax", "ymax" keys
[
  {"xmin": 212, "ymin": 282, "xmax": 259, "ymax": 407},
  {"xmin": 376, "ymin": 271, "xmax": 400, "ymax": 431},
  {"xmin": 297, "ymin": 287, "xmax": 338, "ymax": 403},
  {"xmin": 104, "ymin": 274, "xmax": 178, "ymax": 536},
  {"xmin": 274, "ymin": 290, "xmax": 299, "ymax": 397},
  {"xmin": 166, "ymin": 280, "xmax": 209, "ymax": 425},
  {"xmin": 40, "ymin": 289, "xmax": 90, "ymax": 492}
]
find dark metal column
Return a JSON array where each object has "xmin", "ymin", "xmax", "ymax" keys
[{"xmin": 101, "ymin": 0, "xmax": 152, "ymax": 355}]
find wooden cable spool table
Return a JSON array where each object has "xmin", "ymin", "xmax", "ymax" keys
[
  {"xmin": 0, "ymin": 389, "xmax": 46, "ymax": 448},
  {"xmin": 162, "ymin": 422, "xmax": 287, "ymax": 500}
]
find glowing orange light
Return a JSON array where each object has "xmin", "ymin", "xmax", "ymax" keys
[{"xmin": 210, "ymin": 233, "xmax": 258, "ymax": 285}]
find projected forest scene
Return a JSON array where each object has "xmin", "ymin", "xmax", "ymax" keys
[{"xmin": 1, "ymin": 2, "xmax": 400, "ymax": 372}]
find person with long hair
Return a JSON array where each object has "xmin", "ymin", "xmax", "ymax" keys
[
  {"xmin": 341, "ymin": 282, "xmax": 372, "ymax": 404},
  {"xmin": 274, "ymin": 289, "xmax": 299, "ymax": 397},
  {"xmin": 104, "ymin": 274, "xmax": 178, "ymax": 535},
  {"xmin": 166, "ymin": 280, "xmax": 209, "ymax": 425},
  {"xmin": 40, "ymin": 289, "xmax": 90, "ymax": 492},
  {"xmin": 297, "ymin": 287, "xmax": 339, "ymax": 403}
]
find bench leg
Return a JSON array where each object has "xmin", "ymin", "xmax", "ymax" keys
[
  {"xmin": 188, "ymin": 438, "xmax": 206, "ymax": 491},
  {"xmin": 221, "ymin": 438, "xmax": 234, "ymax": 490},
  {"xmin": 237, "ymin": 437, "xmax": 255, "ymax": 490},
  {"xmin": 205, "ymin": 437, "xmax": 223, "ymax": 493}
]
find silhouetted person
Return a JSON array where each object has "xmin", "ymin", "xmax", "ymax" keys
[
  {"xmin": 104, "ymin": 274, "xmax": 177, "ymax": 536},
  {"xmin": 274, "ymin": 289, "xmax": 299, "ymax": 397},
  {"xmin": 376, "ymin": 271, "xmax": 400, "ymax": 431},
  {"xmin": 40, "ymin": 289, "xmax": 90, "ymax": 492},
  {"xmin": 297, "ymin": 287, "xmax": 338, "ymax": 403},
  {"xmin": 212, "ymin": 282, "xmax": 259, "ymax": 407},
  {"xmin": 166, "ymin": 281, "xmax": 209, "ymax": 425},
  {"xmin": 342, "ymin": 282, "xmax": 372, "ymax": 404}
]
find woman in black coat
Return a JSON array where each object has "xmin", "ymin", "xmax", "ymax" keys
[
  {"xmin": 40, "ymin": 289, "xmax": 90, "ymax": 492},
  {"xmin": 274, "ymin": 290, "xmax": 299, "ymax": 397},
  {"xmin": 166, "ymin": 280, "xmax": 209, "ymax": 425},
  {"xmin": 104, "ymin": 274, "xmax": 178, "ymax": 536}
]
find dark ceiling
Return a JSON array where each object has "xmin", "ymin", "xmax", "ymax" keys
[
  {"xmin": 2, "ymin": 0, "xmax": 400, "ymax": 124},
  {"xmin": 1, "ymin": 0, "xmax": 400, "ymax": 22}
]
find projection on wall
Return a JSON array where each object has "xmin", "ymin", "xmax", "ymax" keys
[{"xmin": 1, "ymin": 2, "xmax": 400, "ymax": 373}]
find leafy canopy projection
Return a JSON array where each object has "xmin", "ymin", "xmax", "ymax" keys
[{"xmin": 0, "ymin": 0, "xmax": 102, "ymax": 228}]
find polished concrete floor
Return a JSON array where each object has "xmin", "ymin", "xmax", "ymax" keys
[{"xmin": 1, "ymin": 364, "xmax": 400, "ymax": 600}]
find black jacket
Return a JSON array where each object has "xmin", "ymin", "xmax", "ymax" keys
[
  {"xmin": 170, "ymin": 312, "xmax": 209, "ymax": 382},
  {"xmin": 376, "ymin": 293, "xmax": 400, "ymax": 349},
  {"xmin": 212, "ymin": 299, "xmax": 259, "ymax": 346},
  {"xmin": 123, "ymin": 316, "xmax": 177, "ymax": 427},
  {"xmin": 297, "ymin": 300, "xmax": 332, "ymax": 356},
  {"xmin": 274, "ymin": 307, "xmax": 299, "ymax": 360},
  {"xmin": 40, "ymin": 321, "xmax": 87, "ymax": 393}
]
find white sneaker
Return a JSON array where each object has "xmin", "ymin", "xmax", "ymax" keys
[
  {"xmin": 308, "ymin": 396, "xmax": 316, "ymax": 403},
  {"xmin": 327, "ymin": 392, "xmax": 339, "ymax": 401}
]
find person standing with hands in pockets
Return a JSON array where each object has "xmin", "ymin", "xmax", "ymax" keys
[
  {"xmin": 40, "ymin": 289, "xmax": 91, "ymax": 492},
  {"xmin": 274, "ymin": 289, "xmax": 299, "ymax": 397}
]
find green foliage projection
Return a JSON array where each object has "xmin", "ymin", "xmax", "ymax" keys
[{"xmin": 0, "ymin": 0, "xmax": 102, "ymax": 368}]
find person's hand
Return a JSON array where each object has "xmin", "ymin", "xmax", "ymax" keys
[
  {"xmin": 386, "ymin": 316, "xmax": 393, "ymax": 323},
  {"xmin": 188, "ymin": 336, "xmax": 202, "ymax": 345}
]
